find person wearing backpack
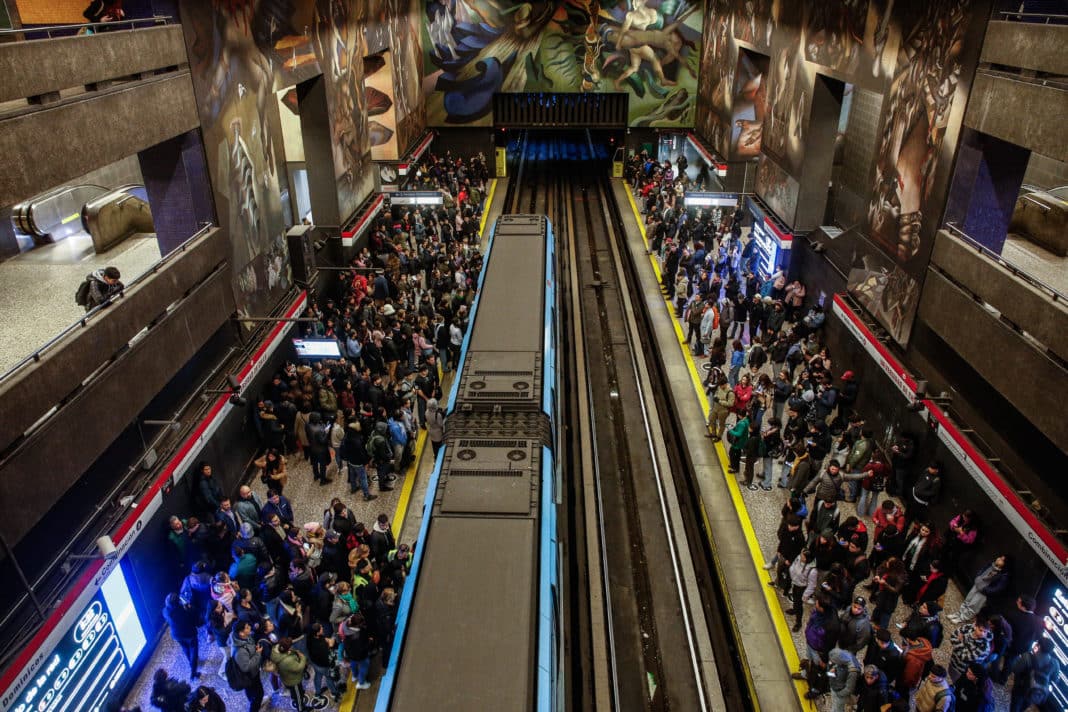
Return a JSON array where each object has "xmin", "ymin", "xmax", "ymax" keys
[
  {"xmin": 1010, "ymin": 637, "xmax": 1061, "ymax": 712},
  {"xmin": 75, "ymin": 266, "xmax": 123, "ymax": 312},
  {"xmin": 915, "ymin": 664, "xmax": 955, "ymax": 712},
  {"xmin": 792, "ymin": 593, "xmax": 841, "ymax": 697},
  {"xmin": 228, "ymin": 621, "xmax": 265, "ymax": 711},
  {"xmin": 366, "ymin": 421, "xmax": 395, "ymax": 492},
  {"xmin": 149, "ymin": 668, "xmax": 191, "ymax": 712}
]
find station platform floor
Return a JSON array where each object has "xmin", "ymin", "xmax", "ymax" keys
[
  {"xmin": 119, "ymin": 180, "xmax": 506, "ymax": 712},
  {"xmin": 607, "ymin": 180, "xmax": 1018, "ymax": 710},
  {"xmin": 0, "ymin": 230, "xmax": 160, "ymax": 374}
]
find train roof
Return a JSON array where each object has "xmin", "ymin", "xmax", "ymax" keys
[
  {"xmin": 389, "ymin": 516, "xmax": 537, "ymax": 712},
  {"xmin": 466, "ymin": 215, "xmax": 547, "ymax": 354}
]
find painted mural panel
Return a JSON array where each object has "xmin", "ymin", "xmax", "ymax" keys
[
  {"xmin": 422, "ymin": 0, "xmax": 703, "ymax": 128},
  {"xmin": 694, "ymin": 0, "xmax": 735, "ymax": 157},
  {"xmin": 390, "ymin": 0, "xmax": 428, "ymax": 152},
  {"xmin": 729, "ymin": 49, "xmax": 768, "ymax": 159},
  {"xmin": 762, "ymin": 9, "xmax": 814, "ymax": 179},
  {"xmin": 367, "ymin": 52, "xmax": 401, "ymax": 161},
  {"xmin": 313, "ymin": 0, "xmax": 374, "ymax": 224},
  {"xmin": 181, "ymin": 0, "xmax": 305, "ymax": 318},
  {"xmin": 755, "ymin": 153, "xmax": 799, "ymax": 226},
  {"xmin": 867, "ymin": 0, "xmax": 973, "ymax": 278},
  {"xmin": 731, "ymin": 0, "xmax": 773, "ymax": 52}
]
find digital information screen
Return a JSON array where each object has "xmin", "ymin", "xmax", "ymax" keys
[
  {"xmin": 684, "ymin": 192, "xmax": 738, "ymax": 208},
  {"xmin": 749, "ymin": 218, "xmax": 779, "ymax": 279},
  {"xmin": 388, "ymin": 191, "xmax": 443, "ymax": 206},
  {"xmin": 1043, "ymin": 587, "xmax": 1068, "ymax": 710},
  {"xmin": 9, "ymin": 564, "xmax": 146, "ymax": 712},
  {"xmin": 293, "ymin": 338, "xmax": 341, "ymax": 359}
]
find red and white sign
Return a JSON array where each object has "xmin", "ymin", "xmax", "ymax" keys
[
  {"xmin": 832, "ymin": 292, "xmax": 1068, "ymax": 584},
  {"xmin": 341, "ymin": 195, "xmax": 385, "ymax": 246},
  {"xmin": 763, "ymin": 217, "xmax": 794, "ymax": 249},
  {"xmin": 685, "ymin": 132, "xmax": 727, "ymax": 175},
  {"xmin": 0, "ymin": 290, "xmax": 308, "ymax": 700}
]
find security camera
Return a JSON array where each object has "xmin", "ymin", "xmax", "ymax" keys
[
  {"xmin": 96, "ymin": 535, "xmax": 119, "ymax": 561},
  {"xmin": 226, "ymin": 374, "xmax": 241, "ymax": 390},
  {"xmin": 913, "ymin": 380, "xmax": 928, "ymax": 400}
]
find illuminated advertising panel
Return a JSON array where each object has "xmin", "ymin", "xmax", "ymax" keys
[
  {"xmin": 9, "ymin": 564, "xmax": 146, "ymax": 712},
  {"xmin": 1043, "ymin": 588, "xmax": 1068, "ymax": 710},
  {"xmin": 388, "ymin": 191, "xmax": 443, "ymax": 206},
  {"xmin": 292, "ymin": 338, "xmax": 342, "ymax": 359}
]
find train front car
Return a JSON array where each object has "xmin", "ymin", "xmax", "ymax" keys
[{"xmin": 376, "ymin": 215, "xmax": 561, "ymax": 712}]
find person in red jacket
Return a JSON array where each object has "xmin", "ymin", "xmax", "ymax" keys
[{"xmin": 899, "ymin": 632, "xmax": 934, "ymax": 692}]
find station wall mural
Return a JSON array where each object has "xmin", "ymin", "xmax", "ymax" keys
[
  {"xmin": 421, "ymin": 0, "xmax": 703, "ymax": 128},
  {"xmin": 694, "ymin": 0, "xmax": 990, "ymax": 345},
  {"xmin": 180, "ymin": 0, "xmax": 423, "ymax": 318}
]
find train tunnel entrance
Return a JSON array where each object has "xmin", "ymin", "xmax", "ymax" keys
[{"xmin": 492, "ymin": 92, "xmax": 629, "ymax": 129}]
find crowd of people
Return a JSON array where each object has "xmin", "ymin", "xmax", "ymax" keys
[
  {"xmin": 627, "ymin": 151, "xmax": 1060, "ymax": 712},
  {"xmin": 151, "ymin": 150, "xmax": 490, "ymax": 712}
]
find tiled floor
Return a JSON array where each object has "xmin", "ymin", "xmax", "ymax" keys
[{"xmin": 0, "ymin": 231, "xmax": 161, "ymax": 374}]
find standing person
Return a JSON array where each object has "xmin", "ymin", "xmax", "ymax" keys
[
  {"xmin": 726, "ymin": 414, "xmax": 750, "ymax": 474},
  {"xmin": 914, "ymin": 665, "xmax": 955, "ymax": 712},
  {"xmin": 949, "ymin": 619, "xmax": 993, "ymax": 683},
  {"xmin": 899, "ymin": 632, "xmax": 934, "ymax": 692},
  {"xmin": 340, "ymin": 419, "xmax": 375, "ymax": 502},
  {"xmin": 953, "ymin": 662, "xmax": 995, "ymax": 712},
  {"xmin": 728, "ymin": 339, "xmax": 745, "ymax": 386},
  {"xmin": 271, "ymin": 638, "xmax": 313, "ymax": 711},
  {"xmin": 229, "ymin": 622, "xmax": 265, "ymax": 712},
  {"xmin": 855, "ymin": 665, "xmax": 890, "ymax": 712},
  {"xmin": 826, "ymin": 647, "xmax": 861, "ymax": 712},
  {"xmin": 305, "ymin": 413, "xmax": 334, "ymax": 485},
  {"xmin": 908, "ymin": 462, "xmax": 943, "ymax": 524},
  {"xmin": 784, "ymin": 547, "xmax": 818, "ymax": 632},
  {"xmin": 864, "ymin": 629, "xmax": 904, "ymax": 685},
  {"xmin": 77, "ymin": 266, "xmax": 123, "ymax": 311},
  {"xmin": 342, "ymin": 614, "xmax": 376, "ymax": 691},
  {"xmin": 998, "ymin": 595, "xmax": 1042, "ymax": 684},
  {"xmin": 888, "ymin": 432, "xmax": 915, "ymax": 497},
  {"xmin": 1009, "ymin": 637, "xmax": 1061, "ymax": 712},
  {"xmin": 705, "ymin": 371, "xmax": 735, "ymax": 439},
  {"xmin": 740, "ymin": 419, "xmax": 763, "ymax": 490},
  {"xmin": 306, "ymin": 623, "xmax": 341, "ymax": 704},
  {"xmin": 425, "ymin": 398, "xmax": 446, "ymax": 457},
  {"xmin": 948, "ymin": 556, "xmax": 1009, "ymax": 625},
  {"xmin": 792, "ymin": 593, "xmax": 841, "ymax": 697},
  {"xmin": 162, "ymin": 593, "xmax": 200, "ymax": 679},
  {"xmin": 760, "ymin": 417, "xmax": 782, "ymax": 490}
]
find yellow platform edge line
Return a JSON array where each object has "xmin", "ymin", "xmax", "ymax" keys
[
  {"xmin": 622, "ymin": 183, "xmax": 808, "ymax": 707},
  {"xmin": 479, "ymin": 179, "xmax": 498, "ymax": 235}
]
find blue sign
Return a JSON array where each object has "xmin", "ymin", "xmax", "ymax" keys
[
  {"xmin": 1044, "ymin": 588, "xmax": 1068, "ymax": 710},
  {"xmin": 9, "ymin": 564, "xmax": 146, "ymax": 712}
]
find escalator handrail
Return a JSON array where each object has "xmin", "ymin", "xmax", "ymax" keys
[{"xmin": 0, "ymin": 222, "xmax": 214, "ymax": 386}]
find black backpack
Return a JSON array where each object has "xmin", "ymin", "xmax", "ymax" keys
[
  {"xmin": 224, "ymin": 656, "xmax": 250, "ymax": 691},
  {"xmin": 75, "ymin": 277, "xmax": 93, "ymax": 306}
]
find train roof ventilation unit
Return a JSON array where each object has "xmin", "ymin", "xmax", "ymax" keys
[{"xmin": 439, "ymin": 441, "xmax": 538, "ymax": 516}]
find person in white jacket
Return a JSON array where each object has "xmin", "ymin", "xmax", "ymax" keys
[{"xmin": 786, "ymin": 548, "xmax": 818, "ymax": 632}]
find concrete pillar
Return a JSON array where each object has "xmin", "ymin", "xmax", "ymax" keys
[
  {"xmin": 137, "ymin": 129, "xmax": 216, "ymax": 256},
  {"xmin": 943, "ymin": 128, "xmax": 1029, "ymax": 254},
  {"xmin": 297, "ymin": 76, "xmax": 341, "ymax": 231}
]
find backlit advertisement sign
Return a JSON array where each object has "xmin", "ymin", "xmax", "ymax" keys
[
  {"xmin": 8, "ymin": 563, "xmax": 146, "ymax": 712},
  {"xmin": 1043, "ymin": 588, "xmax": 1068, "ymax": 710}
]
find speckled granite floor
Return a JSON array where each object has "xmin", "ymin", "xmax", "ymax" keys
[{"xmin": 0, "ymin": 232, "xmax": 161, "ymax": 374}]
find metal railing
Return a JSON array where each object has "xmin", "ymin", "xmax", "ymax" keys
[
  {"xmin": 0, "ymin": 15, "xmax": 172, "ymax": 41},
  {"xmin": 997, "ymin": 9, "xmax": 1068, "ymax": 23},
  {"xmin": 942, "ymin": 222, "xmax": 1067, "ymax": 303},
  {"xmin": 0, "ymin": 223, "xmax": 215, "ymax": 386}
]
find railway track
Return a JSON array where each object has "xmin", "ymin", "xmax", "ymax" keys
[{"xmin": 501, "ymin": 131, "xmax": 753, "ymax": 712}]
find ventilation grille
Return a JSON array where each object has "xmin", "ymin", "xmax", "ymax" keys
[
  {"xmin": 493, "ymin": 92, "xmax": 629, "ymax": 128},
  {"xmin": 457, "ymin": 439, "xmax": 525, "ymax": 448},
  {"xmin": 473, "ymin": 370, "xmax": 534, "ymax": 377},
  {"xmin": 449, "ymin": 469, "xmax": 524, "ymax": 478},
  {"xmin": 468, "ymin": 391, "xmax": 529, "ymax": 399}
]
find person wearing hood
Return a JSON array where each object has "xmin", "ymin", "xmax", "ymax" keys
[
  {"xmin": 838, "ymin": 596, "xmax": 873, "ymax": 656},
  {"xmin": 230, "ymin": 621, "xmax": 265, "ymax": 711},
  {"xmin": 425, "ymin": 398, "xmax": 446, "ymax": 456},
  {"xmin": 825, "ymin": 647, "xmax": 861, "ymax": 710},
  {"xmin": 901, "ymin": 600, "xmax": 945, "ymax": 649},
  {"xmin": 80, "ymin": 266, "xmax": 123, "ymax": 311},
  {"xmin": 899, "ymin": 632, "xmax": 935, "ymax": 691},
  {"xmin": 369, "ymin": 513, "xmax": 396, "ymax": 565},
  {"xmin": 953, "ymin": 662, "xmax": 995, "ymax": 712}
]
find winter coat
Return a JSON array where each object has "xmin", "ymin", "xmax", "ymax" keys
[
  {"xmin": 271, "ymin": 646, "xmax": 308, "ymax": 687},
  {"xmin": 827, "ymin": 648, "xmax": 860, "ymax": 696},
  {"xmin": 900, "ymin": 637, "xmax": 934, "ymax": 689}
]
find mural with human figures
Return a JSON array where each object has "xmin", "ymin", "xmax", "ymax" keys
[
  {"xmin": 422, "ymin": 0, "xmax": 703, "ymax": 127},
  {"xmin": 180, "ymin": 0, "xmax": 422, "ymax": 317},
  {"xmin": 694, "ymin": 0, "xmax": 989, "ymax": 345}
]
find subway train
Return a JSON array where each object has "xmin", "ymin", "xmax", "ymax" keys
[{"xmin": 374, "ymin": 214, "xmax": 562, "ymax": 712}]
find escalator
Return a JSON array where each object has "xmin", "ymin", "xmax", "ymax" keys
[{"xmin": 10, "ymin": 184, "xmax": 153, "ymax": 253}]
